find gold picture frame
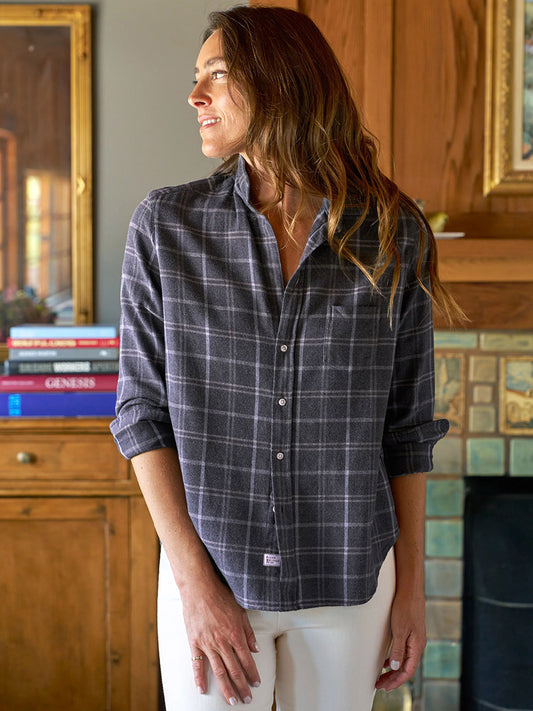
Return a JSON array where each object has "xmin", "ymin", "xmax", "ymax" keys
[
  {"xmin": 484, "ymin": 0, "xmax": 533, "ymax": 194},
  {"xmin": 0, "ymin": 5, "xmax": 92, "ymax": 358}
]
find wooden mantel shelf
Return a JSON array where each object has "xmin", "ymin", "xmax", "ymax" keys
[{"xmin": 436, "ymin": 239, "xmax": 533, "ymax": 282}]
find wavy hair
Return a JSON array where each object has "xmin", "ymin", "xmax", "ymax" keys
[{"xmin": 203, "ymin": 5, "xmax": 463, "ymax": 324}]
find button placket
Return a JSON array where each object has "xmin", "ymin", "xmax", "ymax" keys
[
  {"xmin": 273, "ymin": 337, "xmax": 291, "ymax": 470},
  {"xmin": 272, "ymin": 315, "xmax": 298, "ymax": 601}
]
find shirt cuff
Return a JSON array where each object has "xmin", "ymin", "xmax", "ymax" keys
[
  {"xmin": 110, "ymin": 410, "xmax": 176, "ymax": 460},
  {"xmin": 383, "ymin": 419, "xmax": 449, "ymax": 476}
]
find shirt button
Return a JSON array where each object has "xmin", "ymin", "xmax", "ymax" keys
[
  {"xmin": 278, "ymin": 398, "xmax": 287, "ymax": 407},
  {"xmin": 280, "ymin": 344, "xmax": 288, "ymax": 352},
  {"xmin": 276, "ymin": 452, "xmax": 284, "ymax": 461}
]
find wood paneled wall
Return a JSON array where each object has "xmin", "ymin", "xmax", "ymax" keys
[
  {"xmin": 251, "ymin": 0, "xmax": 533, "ymax": 328},
  {"xmin": 300, "ymin": 0, "xmax": 394, "ymax": 176}
]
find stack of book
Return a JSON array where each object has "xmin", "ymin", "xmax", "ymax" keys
[{"xmin": 0, "ymin": 324, "xmax": 120, "ymax": 417}]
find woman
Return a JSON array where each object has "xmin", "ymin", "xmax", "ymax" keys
[{"xmin": 111, "ymin": 6, "xmax": 460, "ymax": 710}]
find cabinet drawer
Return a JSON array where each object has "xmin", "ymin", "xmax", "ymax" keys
[{"xmin": 0, "ymin": 433, "xmax": 129, "ymax": 480}]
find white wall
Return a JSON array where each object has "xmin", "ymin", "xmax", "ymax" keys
[
  {"xmin": 95, "ymin": 0, "xmax": 232, "ymax": 324},
  {"xmin": 2, "ymin": 0, "xmax": 233, "ymax": 325}
]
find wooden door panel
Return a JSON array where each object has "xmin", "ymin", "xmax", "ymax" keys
[
  {"xmin": 0, "ymin": 498, "xmax": 130, "ymax": 711},
  {"xmin": 392, "ymin": 0, "xmax": 487, "ymax": 214},
  {"xmin": 299, "ymin": 0, "xmax": 394, "ymax": 175}
]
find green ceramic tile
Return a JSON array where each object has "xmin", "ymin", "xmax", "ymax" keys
[
  {"xmin": 434, "ymin": 331, "xmax": 478, "ymax": 349},
  {"xmin": 468, "ymin": 356, "xmax": 497, "ymax": 383},
  {"xmin": 480, "ymin": 332, "xmax": 533, "ymax": 352},
  {"xmin": 423, "ymin": 641, "xmax": 461, "ymax": 679},
  {"xmin": 468, "ymin": 406, "xmax": 496, "ymax": 433},
  {"xmin": 425, "ymin": 520, "xmax": 463, "ymax": 558},
  {"xmin": 466, "ymin": 438, "xmax": 505, "ymax": 475},
  {"xmin": 426, "ymin": 479, "xmax": 464, "ymax": 517},
  {"xmin": 432, "ymin": 437, "xmax": 462, "ymax": 474},
  {"xmin": 472, "ymin": 384, "xmax": 493, "ymax": 404},
  {"xmin": 423, "ymin": 681, "xmax": 460, "ymax": 711},
  {"xmin": 425, "ymin": 560, "xmax": 463, "ymax": 598},
  {"xmin": 509, "ymin": 439, "xmax": 533, "ymax": 476},
  {"xmin": 434, "ymin": 356, "xmax": 464, "ymax": 433},
  {"xmin": 501, "ymin": 357, "xmax": 533, "ymax": 435},
  {"xmin": 426, "ymin": 600, "xmax": 462, "ymax": 640}
]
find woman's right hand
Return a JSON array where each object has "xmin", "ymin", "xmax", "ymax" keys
[
  {"xmin": 180, "ymin": 577, "xmax": 261, "ymax": 705},
  {"xmin": 130, "ymin": 449, "xmax": 260, "ymax": 704}
]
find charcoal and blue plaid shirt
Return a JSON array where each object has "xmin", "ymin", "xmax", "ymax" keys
[{"xmin": 111, "ymin": 157, "xmax": 448, "ymax": 611}]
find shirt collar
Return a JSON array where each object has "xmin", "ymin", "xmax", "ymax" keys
[
  {"xmin": 233, "ymin": 155, "xmax": 331, "ymax": 250},
  {"xmin": 234, "ymin": 155, "xmax": 254, "ymax": 209}
]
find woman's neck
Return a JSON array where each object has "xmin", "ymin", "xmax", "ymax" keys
[
  {"xmin": 244, "ymin": 160, "xmax": 323, "ymax": 285},
  {"xmin": 245, "ymin": 161, "xmax": 322, "ymax": 220}
]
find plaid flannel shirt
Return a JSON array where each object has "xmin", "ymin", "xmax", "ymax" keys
[{"xmin": 110, "ymin": 157, "xmax": 448, "ymax": 611}]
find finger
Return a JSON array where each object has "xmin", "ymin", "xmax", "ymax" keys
[
  {"xmin": 388, "ymin": 636, "xmax": 406, "ymax": 672},
  {"xmin": 190, "ymin": 649, "xmax": 207, "ymax": 695},
  {"xmin": 377, "ymin": 636, "xmax": 425, "ymax": 691},
  {"xmin": 208, "ymin": 652, "xmax": 237, "ymax": 705},
  {"xmin": 220, "ymin": 644, "xmax": 255, "ymax": 704},
  {"xmin": 243, "ymin": 614, "xmax": 260, "ymax": 654},
  {"xmin": 401, "ymin": 634, "xmax": 426, "ymax": 679},
  {"xmin": 233, "ymin": 639, "xmax": 261, "ymax": 691},
  {"xmin": 376, "ymin": 667, "xmax": 411, "ymax": 691},
  {"xmin": 240, "ymin": 617, "xmax": 261, "ymax": 688}
]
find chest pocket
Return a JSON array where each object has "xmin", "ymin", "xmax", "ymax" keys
[{"xmin": 323, "ymin": 304, "xmax": 385, "ymax": 368}]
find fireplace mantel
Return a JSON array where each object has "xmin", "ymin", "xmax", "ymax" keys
[{"xmin": 437, "ymin": 239, "xmax": 533, "ymax": 282}]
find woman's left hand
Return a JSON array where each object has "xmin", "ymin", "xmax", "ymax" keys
[{"xmin": 375, "ymin": 587, "xmax": 426, "ymax": 691}]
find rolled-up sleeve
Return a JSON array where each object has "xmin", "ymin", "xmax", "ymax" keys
[
  {"xmin": 382, "ymin": 222, "xmax": 449, "ymax": 476},
  {"xmin": 110, "ymin": 195, "xmax": 176, "ymax": 459}
]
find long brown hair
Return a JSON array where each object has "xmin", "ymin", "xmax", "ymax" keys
[{"xmin": 204, "ymin": 5, "xmax": 463, "ymax": 324}]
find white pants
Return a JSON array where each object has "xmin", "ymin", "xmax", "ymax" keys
[{"xmin": 158, "ymin": 548, "xmax": 395, "ymax": 711}]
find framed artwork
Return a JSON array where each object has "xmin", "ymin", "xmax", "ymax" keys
[
  {"xmin": 0, "ymin": 5, "xmax": 92, "ymax": 357},
  {"xmin": 500, "ymin": 356, "xmax": 533, "ymax": 434},
  {"xmin": 434, "ymin": 354, "xmax": 465, "ymax": 434},
  {"xmin": 484, "ymin": 0, "xmax": 533, "ymax": 194}
]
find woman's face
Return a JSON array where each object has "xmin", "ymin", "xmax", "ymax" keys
[{"xmin": 188, "ymin": 30, "xmax": 249, "ymax": 159}]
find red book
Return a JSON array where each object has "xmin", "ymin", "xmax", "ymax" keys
[
  {"xmin": 0, "ymin": 374, "xmax": 119, "ymax": 392},
  {"xmin": 7, "ymin": 337, "xmax": 120, "ymax": 349}
]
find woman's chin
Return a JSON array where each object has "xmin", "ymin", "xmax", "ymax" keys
[{"xmin": 200, "ymin": 142, "xmax": 225, "ymax": 159}]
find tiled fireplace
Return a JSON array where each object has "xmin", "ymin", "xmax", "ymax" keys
[{"xmin": 413, "ymin": 330, "xmax": 533, "ymax": 710}]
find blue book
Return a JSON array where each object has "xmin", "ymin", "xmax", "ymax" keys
[
  {"xmin": 0, "ymin": 391, "xmax": 117, "ymax": 417},
  {"xmin": 9, "ymin": 324, "xmax": 117, "ymax": 339}
]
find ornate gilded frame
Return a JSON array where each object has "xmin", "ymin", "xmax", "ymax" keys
[
  {"xmin": 484, "ymin": 0, "xmax": 533, "ymax": 194},
  {"xmin": 0, "ymin": 5, "xmax": 92, "ymax": 357}
]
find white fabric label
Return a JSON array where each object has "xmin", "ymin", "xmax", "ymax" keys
[{"xmin": 263, "ymin": 553, "xmax": 281, "ymax": 567}]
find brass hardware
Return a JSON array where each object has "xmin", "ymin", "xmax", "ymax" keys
[{"xmin": 16, "ymin": 451, "xmax": 33, "ymax": 464}]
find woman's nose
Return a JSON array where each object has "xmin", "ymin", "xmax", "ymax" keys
[{"xmin": 188, "ymin": 82, "xmax": 210, "ymax": 108}]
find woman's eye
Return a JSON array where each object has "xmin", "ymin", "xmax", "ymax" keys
[{"xmin": 211, "ymin": 70, "xmax": 227, "ymax": 80}]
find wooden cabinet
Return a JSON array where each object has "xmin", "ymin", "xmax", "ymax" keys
[{"xmin": 0, "ymin": 417, "xmax": 159, "ymax": 711}]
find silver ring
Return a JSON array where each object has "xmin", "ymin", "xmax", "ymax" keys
[{"xmin": 191, "ymin": 655, "xmax": 204, "ymax": 661}]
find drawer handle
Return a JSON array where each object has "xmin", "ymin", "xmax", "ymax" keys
[{"xmin": 16, "ymin": 451, "xmax": 34, "ymax": 464}]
